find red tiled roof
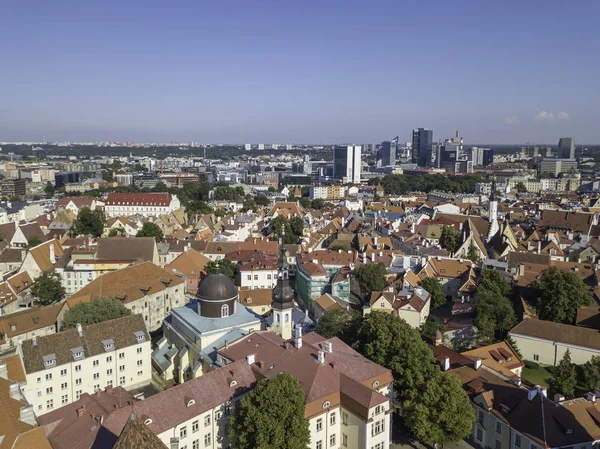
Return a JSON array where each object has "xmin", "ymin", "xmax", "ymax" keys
[{"xmin": 106, "ymin": 193, "xmax": 171, "ymax": 207}]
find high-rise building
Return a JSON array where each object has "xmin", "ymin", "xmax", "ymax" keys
[
  {"xmin": 412, "ymin": 128, "xmax": 433, "ymax": 167},
  {"xmin": 333, "ymin": 145, "xmax": 362, "ymax": 184},
  {"xmin": 470, "ymin": 147, "xmax": 494, "ymax": 166},
  {"xmin": 377, "ymin": 137, "xmax": 398, "ymax": 166},
  {"xmin": 558, "ymin": 137, "xmax": 575, "ymax": 159}
]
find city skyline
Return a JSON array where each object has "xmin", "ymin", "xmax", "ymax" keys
[{"xmin": 2, "ymin": 1, "xmax": 599, "ymax": 144}]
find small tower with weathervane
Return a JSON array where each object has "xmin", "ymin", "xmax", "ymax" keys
[{"xmin": 271, "ymin": 231, "xmax": 294, "ymax": 339}]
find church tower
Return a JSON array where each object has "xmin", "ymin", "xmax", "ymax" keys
[
  {"xmin": 271, "ymin": 231, "xmax": 294, "ymax": 339},
  {"xmin": 487, "ymin": 178, "xmax": 499, "ymax": 242}
]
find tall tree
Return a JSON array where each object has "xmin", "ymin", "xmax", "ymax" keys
[
  {"xmin": 63, "ymin": 296, "xmax": 132, "ymax": 329},
  {"xmin": 583, "ymin": 356, "xmax": 600, "ymax": 391},
  {"xmin": 421, "ymin": 277, "xmax": 446, "ymax": 309},
  {"xmin": 536, "ymin": 267, "xmax": 592, "ymax": 324},
  {"xmin": 205, "ymin": 258, "xmax": 238, "ymax": 282},
  {"xmin": 289, "ymin": 216, "xmax": 304, "ymax": 238},
  {"xmin": 229, "ymin": 373, "xmax": 310, "ymax": 449},
  {"xmin": 548, "ymin": 350, "xmax": 577, "ymax": 398},
  {"xmin": 136, "ymin": 222, "xmax": 164, "ymax": 242},
  {"xmin": 440, "ymin": 225, "xmax": 459, "ymax": 254},
  {"xmin": 269, "ymin": 216, "xmax": 296, "ymax": 244},
  {"xmin": 44, "ymin": 181, "xmax": 55, "ymax": 199},
  {"xmin": 467, "ymin": 242, "xmax": 482, "ymax": 264},
  {"xmin": 473, "ymin": 269, "xmax": 516, "ymax": 343},
  {"xmin": 71, "ymin": 208, "xmax": 105, "ymax": 237},
  {"xmin": 315, "ymin": 309, "xmax": 362, "ymax": 342},
  {"xmin": 354, "ymin": 263, "xmax": 387, "ymax": 298},
  {"xmin": 32, "ymin": 272, "xmax": 65, "ymax": 306}
]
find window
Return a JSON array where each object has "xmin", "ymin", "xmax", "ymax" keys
[
  {"xmin": 107, "ymin": 380, "xmax": 113, "ymax": 387},
  {"xmin": 515, "ymin": 434, "xmax": 522, "ymax": 447},
  {"xmin": 254, "ymin": 275, "xmax": 258, "ymax": 280},
  {"xmin": 330, "ymin": 412, "xmax": 336, "ymax": 426},
  {"xmin": 75, "ymin": 365, "xmax": 81, "ymax": 372},
  {"xmin": 342, "ymin": 412, "xmax": 348, "ymax": 425},
  {"xmin": 193, "ymin": 441, "xmax": 199, "ymax": 449},
  {"xmin": 137, "ymin": 347, "xmax": 143, "ymax": 354},
  {"xmin": 93, "ymin": 373, "xmax": 100, "ymax": 380},
  {"xmin": 137, "ymin": 370, "xmax": 143, "ymax": 376},
  {"xmin": 342, "ymin": 434, "xmax": 348, "ymax": 447},
  {"xmin": 317, "ymin": 418, "xmax": 323, "ymax": 432},
  {"xmin": 316, "ymin": 441, "xmax": 322, "ymax": 449},
  {"xmin": 46, "ymin": 399, "xmax": 54, "ymax": 410},
  {"xmin": 120, "ymin": 376, "xmax": 126, "ymax": 385},
  {"xmin": 476, "ymin": 427, "xmax": 483, "ymax": 442},
  {"xmin": 215, "ymin": 411, "xmax": 222, "ymax": 420},
  {"xmin": 46, "ymin": 373, "xmax": 52, "ymax": 381},
  {"xmin": 94, "ymin": 384, "xmax": 100, "ymax": 391},
  {"xmin": 46, "ymin": 387, "xmax": 53, "ymax": 394},
  {"xmin": 533, "ymin": 354, "xmax": 539, "ymax": 362},
  {"xmin": 267, "ymin": 274, "xmax": 272, "ymax": 280},
  {"xmin": 478, "ymin": 410, "xmax": 484, "ymax": 424},
  {"xmin": 93, "ymin": 360, "xmax": 99, "ymax": 367},
  {"xmin": 192, "ymin": 420, "xmax": 199, "ymax": 433},
  {"xmin": 204, "ymin": 433, "xmax": 211, "ymax": 447},
  {"xmin": 496, "ymin": 420, "xmax": 502, "ymax": 434},
  {"xmin": 137, "ymin": 360, "xmax": 143, "ymax": 366},
  {"xmin": 38, "ymin": 391, "xmax": 42, "ymax": 397},
  {"xmin": 76, "ymin": 390, "xmax": 82, "ymax": 400},
  {"xmin": 372, "ymin": 419, "xmax": 384, "ymax": 436},
  {"xmin": 106, "ymin": 356, "xmax": 112, "ymax": 363},
  {"xmin": 120, "ymin": 365, "xmax": 125, "ymax": 372},
  {"xmin": 247, "ymin": 275, "xmax": 251, "ymax": 280},
  {"xmin": 107, "ymin": 369, "xmax": 113, "ymax": 376},
  {"xmin": 37, "ymin": 377, "xmax": 41, "ymax": 384},
  {"xmin": 62, "ymin": 394, "xmax": 68, "ymax": 405},
  {"xmin": 180, "ymin": 426, "xmax": 187, "ymax": 439},
  {"xmin": 61, "ymin": 368, "xmax": 67, "ymax": 376},
  {"xmin": 495, "ymin": 440, "xmax": 502, "ymax": 449},
  {"xmin": 374, "ymin": 405, "xmax": 383, "ymax": 416},
  {"xmin": 61, "ymin": 382, "xmax": 67, "ymax": 390},
  {"xmin": 221, "ymin": 304, "xmax": 229, "ymax": 317},
  {"xmin": 119, "ymin": 352, "xmax": 125, "ymax": 359},
  {"xmin": 204, "ymin": 415, "xmax": 211, "ymax": 427},
  {"xmin": 330, "ymin": 434, "xmax": 336, "ymax": 447},
  {"xmin": 76, "ymin": 378, "xmax": 82, "ymax": 385},
  {"xmin": 372, "ymin": 444, "xmax": 384, "ymax": 449}
]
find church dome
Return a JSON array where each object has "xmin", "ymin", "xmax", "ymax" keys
[{"xmin": 196, "ymin": 274, "xmax": 238, "ymax": 318}]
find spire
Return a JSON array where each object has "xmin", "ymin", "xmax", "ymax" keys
[
  {"xmin": 489, "ymin": 178, "xmax": 497, "ymax": 202},
  {"xmin": 272, "ymin": 229, "xmax": 293, "ymax": 311}
]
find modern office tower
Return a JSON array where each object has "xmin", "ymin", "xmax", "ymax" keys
[
  {"xmin": 558, "ymin": 137, "xmax": 575, "ymax": 159},
  {"xmin": 377, "ymin": 137, "xmax": 398, "ymax": 166},
  {"xmin": 244, "ymin": 144, "xmax": 251, "ymax": 151},
  {"xmin": 333, "ymin": 145, "xmax": 362, "ymax": 184},
  {"xmin": 412, "ymin": 128, "xmax": 433, "ymax": 167},
  {"xmin": 470, "ymin": 147, "xmax": 494, "ymax": 166}
]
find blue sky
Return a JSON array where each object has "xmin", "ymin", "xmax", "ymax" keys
[{"xmin": 1, "ymin": 1, "xmax": 599, "ymax": 144}]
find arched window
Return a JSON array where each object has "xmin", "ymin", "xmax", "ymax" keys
[
  {"xmin": 284, "ymin": 313, "xmax": 289, "ymax": 323},
  {"xmin": 221, "ymin": 304, "xmax": 229, "ymax": 318}
]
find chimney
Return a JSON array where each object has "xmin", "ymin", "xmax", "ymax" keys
[
  {"xmin": 434, "ymin": 330, "xmax": 442, "ymax": 347},
  {"xmin": 586, "ymin": 391, "xmax": 596, "ymax": 402},
  {"xmin": 554, "ymin": 394, "xmax": 565, "ymax": 404},
  {"xmin": 518, "ymin": 263, "xmax": 525, "ymax": 277},
  {"xmin": 443, "ymin": 357, "xmax": 450, "ymax": 371},
  {"xmin": 374, "ymin": 237, "xmax": 378, "ymax": 246},
  {"xmin": 528, "ymin": 388, "xmax": 538, "ymax": 401},
  {"xmin": 224, "ymin": 340, "xmax": 229, "ymax": 349},
  {"xmin": 324, "ymin": 341, "xmax": 333, "ymax": 353},
  {"xmin": 317, "ymin": 350, "xmax": 325, "ymax": 364},
  {"xmin": 76, "ymin": 406, "xmax": 86, "ymax": 417},
  {"xmin": 294, "ymin": 325, "xmax": 303, "ymax": 349},
  {"xmin": 76, "ymin": 323, "xmax": 83, "ymax": 337},
  {"xmin": 32, "ymin": 335, "xmax": 37, "ymax": 347},
  {"xmin": 246, "ymin": 354, "xmax": 255, "ymax": 365},
  {"xmin": 49, "ymin": 243, "xmax": 56, "ymax": 264},
  {"xmin": 474, "ymin": 358, "xmax": 482, "ymax": 370},
  {"xmin": 537, "ymin": 240, "xmax": 541, "ymax": 254}
]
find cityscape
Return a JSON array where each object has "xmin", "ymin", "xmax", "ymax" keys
[{"xmin": 1, "ymin": 2, "xmax": 600, "ymax": 449}]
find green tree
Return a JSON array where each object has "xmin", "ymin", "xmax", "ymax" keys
[
  {"xmin": 31, "ymin": 272, "xmax": 65, "ymax": 306},
  {"xmin": 71, "ymin": 208, "xmax": 105, "ymax": 237},
  {"xmin": 536, "ymin": 267, "xmax": 593, "ymax": 324},
  {"xmin": 421, "ymin": 277, "xmax": 446, "ymax": 309},
  {"xmin": 255, "ymin": 194, "xmax": 270, "ymax": 207},
  {"xmin": 315, "ymin": 309, "xmax": 361, "ymax": 342},
  {"xmin": 548, "ymin": 350, "xmax": 577, "ymax": 398},
  {"xmin": 353, "ymin": 312, "xmax": 474, "ymax": 445},
  {"xmin": 108, "ymin": 227, "xmax": 125, "ymax": 237},
  {"xmin": 229, "ymin": 373, "xmax": 310, "ymax": 449},
  {"xmin": 354, "ymin": 263, "xmax": 387, "ymax": 297},
  {"xmin": 27, "ymin": 236, "xmax": 42, "ymax": 248},
  {"xmin": 298, "ymin": 197, "xmax": 311, "ymax": 208},
  {"xmin": 473, "ymin": 270, "xmax": 516, "ymax": 343},
  {"xmin": 515, "ymin": 182, "xmax": 527, "ymax": 193},
  {"xmin": 63, "ymin": 296, "xmax": 132, "ymax": 329},
  {"xmin": 269, "ymin": 216, "xmax": 296, "ymax": 244},
  {"xmin": 311, "ymin": 198, "xmax": 325, "ymax": 209},
  {"xmin": 44, "ymin": 181, "xmax": 55, "ymax": 199},
  {"xmin": 466, "ymin": 242, "xmax": 482, "ymax": 264},
  {"xmin": 439, "ymin": 225, "xmax": 459, "ymax": 254},
  {"xmin": 329, "ymin": 243, "xmax": 351, "ymax": 252},
  {"xmin": 289, "ymin": 216, "xmax": 304, "ymax": 238},
  {"xmin": 582, "ymin": 356, "xmax": 600, "ymax": 391},
  {"xmin": 205, "ymin": 258, "xmax": 238, "ymax": 282},
  {"xmin": 136, "ymin": 222, "xmax": 164, "ymax": 242}
]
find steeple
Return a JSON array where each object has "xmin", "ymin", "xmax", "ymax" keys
[
  {"xmin": 487, "ymin": 177, "xmax": 499, "ymax": 242},
  {"xmin": 271, "ymin": 230, "xmax": 294, "ymax": 339}
]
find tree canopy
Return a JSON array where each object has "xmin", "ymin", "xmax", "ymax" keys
[
  {"xmin": 378, "ymin": 173, "xmax": 483, "ymax": 195},
  {"xmin": 354, "ymin": 263, "xmax": 387, "ymax": 298},
  {"xmin": 473, "ymin": 270, "xmax": 516, "ymax": 343},
  {"xmin": 582, "ymin": 356, "xmax": 600, "ymax": 392},
  {"xmin": 269, "ymin": 216, "xmax": 298, "ymax": 244},
  {"xmin": 440, "ymin": 225, "xmax": 459, "ymax": 254},
  {"xmin": 548, "ymin": 350, "xmax": 577, "ymax": 398},
  {"xmin": 32, "ymin": 272, "xmax": 65, "ymax": 306},
  {"xmin": 27, "ymin": 236, "xmax": 42, "ymax": 248},
  {"xmin": 229, "ymin": 373, "xmax": 310, "ymax": 449},
  {"xmin": 421, "ymin": 277, "xmax": 446, "ymax": 310},
  {"xmin": 289, "ymin": 216, "xmax": 304, "ymax": 238},
  {"xmin": 352, "ymin": 312, "xmax": 474, "ymax": 445},
  {"xmin": 535, "ymin": 267, "xmax": 593, "ymax": 324},
  {"xmin": 63, "ymin": 296, "xmax": 132, "ymax": 329},
  {"xmin": 205, "ymin": 258, "xmax": 238, "ymax": 282},
  {"xmin": 315, "ymin": 309, "xmax": 362, "ymax": 341},
  {"xmin": 136, "ymin": 222, "xmax": 164, "ymax": 242},
  {"xmin": 44, "ymin": 181, "xmax": 55, "ymax": 199},
  {"xmin": 71, "ymin": 208, "xmax": 105, "ymax": 237}
]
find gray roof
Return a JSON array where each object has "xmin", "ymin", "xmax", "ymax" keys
[
  {"xmin": 96, "ymin": 237, "xmax": 156, "ymax": 262},
  {"xmin": 21, "ymin": 314, "xmax": 148, "ymax": 374},
  {"xmin": 197, "ymin": 274, "xmax": 237, "ymax": 301},
  {"xmin": 171, "ymin": 300, "xmax": 262, "ymax": 334},
  {"xmin": 265, "ymin": 305, "xmax": 315, "ymax": 333}
]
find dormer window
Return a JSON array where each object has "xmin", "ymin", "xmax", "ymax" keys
[
  {"xmin": 187, "ymin": 399, "xmax": 195, "ymax": 407},
  {"xmin": 43, "ymin": 354, "xmax": 56, "ymax": 368},
  {"xmin": 71, "ymin": 346, "xmax": 85, "ymax": 360},
  {"xmin": 144, "ymin": 418, "xmax": 152, "ymax": 425},
  {"xmin": 230, "ymin": 380, "xmax": 237, "ymax": 387},
  {"xmin": 134, "ymin": 331, "xmax": 146, "ymax": 343},
  {"xmin": 372, "ymin": 381, "xmax": 380, "ymax": 389},
  {"xmin": 102, "ymin": 339, "xmax": 114, "ymax": 352}
]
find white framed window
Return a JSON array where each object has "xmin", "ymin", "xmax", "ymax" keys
[
  {"xmin": 330, "ymin": 412, "xmax": 336, "ymax": 426},
  {"xmin": 221, "ymin": 304, "xmax": 229, "ymax": 317},
  {"xmin": 342, "ymin": 412, "xmax": 348, "ymax": 425},
  {"xmin": 533, "ymin": 354, "xmax": 539, "ymax": 362},
  {"xmin": 76, "ymin": 378, "xmax": 82, "ymax": 385},
  {"xmin": 93, "ymin": 373, "xmax": 100, "ymax": 380},
  {"xmin": 93, "ymin": 360, "xmax": 99, "ymax": 367},
  {"xmin": 46, "ymin": 373, "xmax": 52, "ymax": 381},
  {"xmin": 106, "ymin": 356, "xmax": 112, "ymax": 363},
  {"xmin": 62, "ymin": 394, "xmax": 68, "ymax": 405},
  {"xmin": 137, "ymin": 347, "xmax": 143, "ymax": 354},
  {"xmin": 180, "ymin": 426, "xmax": 187, "ymax": 439},
  {"xmin": 204, "ymin": 433, "xmax": 211, "ymax": 447},
  {"xmin": 120, "ymin": 376, "xmax": 126, "ymax": 385},
  {"xmin": 61, "ymin": 369, "xmax": 67, "ymax": 376},
  {"xmin": 204, "ymin": 415, "xmax": 211, "ymax": 427},
  {"xmin": 317, "ymin": 418, "xmax": 323, "ymax": 432},
  {"xmin": 372, "ymin": 419, "xmax": 384, "ymax": 436},
  {"xmin": 330, "ymin": 434, "xmax": 336, "ymax": 447},
  {"xmin": 46, "ymin": 399, "xmax": 54, "ymax": 410},
  {"xmin": 192, "ymin": 420, "xmax": 199, "ymax": 433},
  {"xmin": 496, "ymin": 420, "xmax": 502, "ymax": 434},
  {"xmin": 61, "ymin": 382, "xmax": 67, "ymax": 390},
  {"xmin": 120, "ymin": 365, "xmax": 125, "ymax": 372},
  {"xmin": 316, "ymin": 441, "xmax": 322, "ymax": 449},
  {"xmin": 46, "ymin": 387, "xmax": 53, "ymax": 394},
  {"xmin": 107, "ymin": 369, "xmax": 113, "ymax": 376},
  {"xmin": 137, "ymin": 360, "xmax": 143, "ymax": 366},
  {"xmin": 515, "ymin": 434, "xmax": 522, "ymax": 447}
]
